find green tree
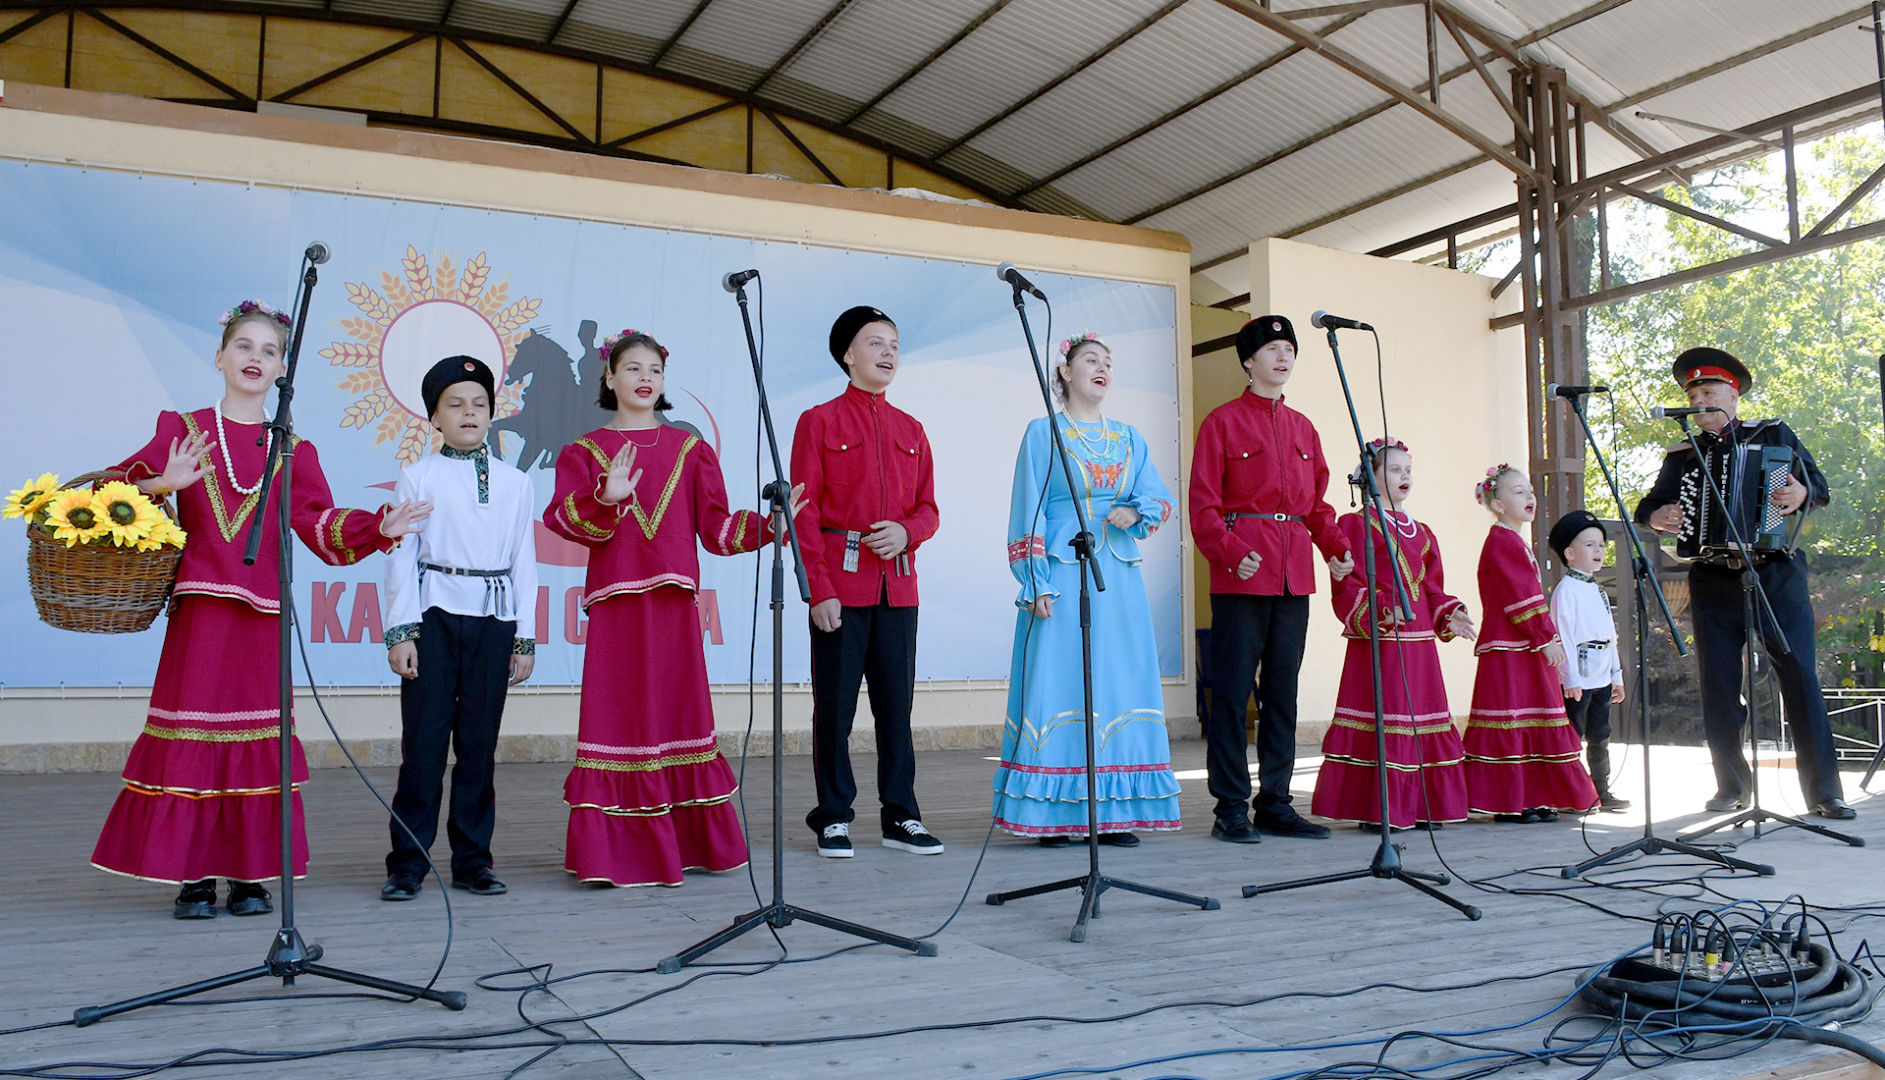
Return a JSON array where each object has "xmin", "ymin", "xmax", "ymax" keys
[{"xmin": 1584, "ymin": 129, "xmax": 1885, "ymax": 692}]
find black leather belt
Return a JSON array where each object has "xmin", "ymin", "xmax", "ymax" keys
[{"xmin": 1226, "ymin": 512, "xmax": 1301, "ymax": 525}]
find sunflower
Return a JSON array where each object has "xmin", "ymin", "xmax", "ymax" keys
[
  {"xmin": 3, "ymin": 473, "xmax": 60, "ymax": 522},
  {"xmin": 94, "ymin": 481, "xmax": 162, "ymax": 547},
  {"xmin": 43, "ymin": 489, "xmax": 108, "ymax": 547},
  {"xmin": 138, "ymin": 517, "xmax": 187, "ymax": 551}
]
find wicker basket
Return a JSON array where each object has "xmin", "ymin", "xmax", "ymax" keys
[{"xmin": 25, "ymin": 471, "xmax": 182, "ymax": 634}]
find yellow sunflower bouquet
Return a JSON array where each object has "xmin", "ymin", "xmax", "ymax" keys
[{"xmin": 13, "ymin": 471, "xmax": 186, "ymax": 633}]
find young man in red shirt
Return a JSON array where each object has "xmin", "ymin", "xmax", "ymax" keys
[
  {"xmin": 791, "ymin": 306, "xmax": 944, "ymax": 858},
  {"xmin": 1190, "ymin": 316, "xmax": 1353, "ymax": 843}
]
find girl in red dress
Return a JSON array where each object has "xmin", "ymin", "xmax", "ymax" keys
[
  {"xmin": 1311, "ymin": 439, "xmax": 1476, "ymax": 830},
  {"xmin": 93, "ymin": 300, "xmax": 430, "ymax": 918},
  {"xmin": 1461, "ymin": 465, "xmax": 1598, "ymax": 821},
  {"xmin": 544, "ymin": 330, "xmax": 799, "ymax": 887}
]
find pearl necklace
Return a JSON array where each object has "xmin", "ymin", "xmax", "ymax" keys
[
  {"xmin": 1385, "ymin": 508, "xmax": 1418, "ymax": 540},
  {"xmin": 1064, "ymin": 414, "xmax": 1110, "ymax": 456},
  {"xmin": 214, "ymin": 401, "xmax": 269, "ymax": 496}
]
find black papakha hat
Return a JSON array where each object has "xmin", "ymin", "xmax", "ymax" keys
[
  {"xmin": 422, "ymin": 355, "xmax": 496, "ymax": 418},
  {"xmin": 1672, "ymin": 346, "xmax": 1752, "ymax": 393},
  {"xmin": 828, "ymin": 306, "xmax": 895, "ymax": 371},
  {"xmin": 1235, "ymin": 315, "xmax": 1297, "ymax": 362},
  {"xmin": 1548, "ymin": 509, "xmax": 1605, "ymax": 563}
]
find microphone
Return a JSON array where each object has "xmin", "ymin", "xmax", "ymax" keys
[
  {"xmin": 1650, "ymin": 405, "xmax": 1723, "ymax": 419},
  {"xmin": 996, "ymin": 262, "xmax": 1046, "ymax": 300},
  {"xmin": 721, "ymin": 268, "xmax": 759, "ymax": 293},
  {"xmin": 1546, "ymin": 383, "xmax": 1609, "ymax": 398},
  {"xmin": 304, "ymin": 241, "xmax": 331, "ymax": 265},
  {"xmin": 1310, "ymin": 310, "xmax": 1373, "ymax": 332}
]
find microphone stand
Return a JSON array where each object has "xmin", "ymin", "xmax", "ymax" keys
[
  {"xmin": 1668, "ymin": 415, "xmax": 1862, "ymax": 849},
  {"xmin": 1239, "ymin": 324, "xmax": 1477, "ymax": 919},
  {"xmin": 1558, "ymin": 394, "xmax": 1771, "ymax": 878},
  {"xmin": 659, "ymin": 277, "xmax": 935, "ymax": 972},
  {"xmin": 76, "ymin": 254, "xmax": 466, "ymax": 1026},
  {"xmin": 983, "ymin": 275, "xmax": 1217, "ymax": 943}
]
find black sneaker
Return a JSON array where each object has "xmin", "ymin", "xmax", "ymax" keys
[
  {"xmin": 380, "ymin": 874, "xmax": 422, "ymax": 901},
  {"xmin": 883, "ymin": 819, "xmax": 944, "ymax": 854},
  {"xmin": 1249, "ymin": 803, "xmax": 1331, "ymax": 839},
  {"xmin": 226, "ymin": 881, "xmax": 272, "ymax": 917},
  {"xmin": 1211, "ymin": 813, "xmax": 1262, "ymax": 844},
  {"xmin": 173, "ymin": 878, "xmax": 216, "ymax": 920},
  {"xmin": 816, "ymin": 822, "xmax": 855, "ymax": 858}
]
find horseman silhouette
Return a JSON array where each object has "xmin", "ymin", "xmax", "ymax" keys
[{"xmin": 493, "ymin": 320, "xmax": 701, "ymax": 472}]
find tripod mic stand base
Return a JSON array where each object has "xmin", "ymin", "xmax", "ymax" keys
[
  {"xmin": 986, "ymin": 869, "xmax": 1218, "ymax": 945},
  {"xmin": 1679, "ymin": 807, "xmax": 1864, "ymax": 848},
  {"xmin": 1560, "ymin": 833, "xmax": 1773, "ymax": 879},
  {"xmin": 1241, "ymin": 839, "xmax": 1481, "ymax": 920},
  {"xmin": 73, "ymin": 927, "xmax": 467, "ymax": 1026},
  {"xmin": 657, "ymin": 899, "xmax": 937, "ymax": 974}
]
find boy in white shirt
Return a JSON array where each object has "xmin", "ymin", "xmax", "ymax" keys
[
  {"xmin": 1547, "ymin": 509, "xmax": 1628, "ymax": 812},
  {"xmin": 380, "ymin": 356, "xmax": 538, "ymax": 900}
]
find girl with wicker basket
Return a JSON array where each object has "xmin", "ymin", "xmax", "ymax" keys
[{"xmin": 90, "ymin": 300, "xmax": 431, "ymax": 919}]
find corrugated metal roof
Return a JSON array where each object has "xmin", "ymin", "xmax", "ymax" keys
[{"xmin": 155, "ymin": 0, "xmax": 1885, "ymax": 293}]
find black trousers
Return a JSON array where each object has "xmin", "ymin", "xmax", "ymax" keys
[
  {"xmin": 1205, "ymin": 593, "xmax": 1310, "ymax": 819},
  {"xmin": 1563, "ymin": 691, "xmax": 1612, "ymax": 745},
  {"xmin": 806, "ymin": 596, "xmax": 920, "ymax": 833},
  {"xmin": 1689, "ymin": 557, "xmax": 1844, "ymax": 807},
  {"xmin": 386, "ymin": 608, "xmax": 513, "ymax": 880}
]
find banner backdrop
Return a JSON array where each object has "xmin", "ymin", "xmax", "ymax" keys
[{"xmin": 0, "ymin": 160, "xmax": 1182, "ymax": 688}]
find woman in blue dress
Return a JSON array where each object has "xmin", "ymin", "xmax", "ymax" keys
[{"xmin": 993, "ymin": 331, "xmax": 1183, "ymax": 846}]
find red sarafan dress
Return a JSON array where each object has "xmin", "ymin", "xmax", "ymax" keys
[
  {"xmin": 1310, "ymin": 510, "xmax": 1470, "ymax": 828},
  {"xmin": 1462, "ymin": 524, "xmax": 1598, "ymax": 814},
  {"xmin": 91, "ymin": 408, "xmax": 393, "ymax": 883},
  {"xmin": 545, "ymin": 425, "xmax": 768, "ymax": 886}
]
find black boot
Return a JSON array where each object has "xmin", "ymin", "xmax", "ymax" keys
[
  {"xmin": 173, "ymin": 878, "xmax": 215, "ymax": 919},
  {"xmin": 1590, "ymin": 741, "xmax": 1630, "ymax": 811}
]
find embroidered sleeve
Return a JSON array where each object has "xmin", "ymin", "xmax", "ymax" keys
[
  {"xmin": 1422, "ymin": 527, "xmax": 1466, "ymax": 642},
  {"xmin": 1330, "ymin": 515, "xmax": 1371, "ymax": 634},
  {"xmin": 691, "ymin": 441, "xmax": 771, "ymax": 556},
  {"xmin": 385, "ymin": 622, "xmax": 421, "ymax": 647},
  {"xmin": 291, "ymin": 442, "xmax": 395, "ymax": 566},
  {"xmin": 512, "ymin": 637, "xmax": 536, "ymax": 656},
  {"xmin": 544, "ymin": 438, "xmax": 626, "ymax": 546},
  {"xmin": 1007, "ymin": 420, "xmax": 1058, "ymax": 606},
  {"xmin": 381, "ymin": 466, "xmax": 423, "ymax": 634},
  {"xmin": 1118, "ymin": 426, "xmax": 1174, "ymax": 540}
]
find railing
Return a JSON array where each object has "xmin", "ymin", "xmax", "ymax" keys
[{"xmin": 1823, "ymin": 688, "xmax": 1885, "ymax": 776}]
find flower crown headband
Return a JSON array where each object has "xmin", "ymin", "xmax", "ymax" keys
[
  {"xmin": 603, "ymin": 328, "xmax": 670, "ymax": 361},
  {"xmin": 1058, "ymin": 330, "xmax": 1106, "ymax": 358},
  {"xmin": 1366, "ymin": 437, "xmax": 1409, "ymax": 456},
  {"xmin": 218, "ymin": 299, "xmax": 292, "ymax": 331},
  {"xmin": 1474, "ymin": 463, "xmax": 1521, "ymax": 507}
]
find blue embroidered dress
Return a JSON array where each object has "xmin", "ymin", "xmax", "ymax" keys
[{"xmin": 992, "ymin": 414, "xmax": 1183, "ymax": 836}]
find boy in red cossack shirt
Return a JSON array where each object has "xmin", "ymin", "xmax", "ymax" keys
[
  {"xmin": 1189, "ymin": 315, "xmax": 1353, "ymax": 844},
  {"xmin": 791, "ymin": 306, "xmax": 943, "ymax": 859}
]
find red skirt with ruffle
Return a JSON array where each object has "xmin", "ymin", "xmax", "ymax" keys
[
  {"xmin": 1311, "ymin": 636, "xmax": 1469, "ymax": 828},
  {"xmin": 92, "ymin": 595, "xmax": 308, "ymax": 883},
  {"xmin": 564, "ymin": 586, "xmax": 747, "ymax": 886},
  {"xmin": 1463, "ymin": 648, "xmax": 1598, "ymax": 814}
]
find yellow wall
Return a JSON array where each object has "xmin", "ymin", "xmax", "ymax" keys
[
  {"xmin": 1191, "ymin": 238, "xmax": 1526, "ymax": 741},
  {"xmin": 0, "ymin": 83, "xmax": 1190, "ymax": 770}
]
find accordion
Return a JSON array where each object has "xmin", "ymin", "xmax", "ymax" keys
[{"xmin": 1674, "ymin": 436, "xmax": 1800, "ymax": 561}]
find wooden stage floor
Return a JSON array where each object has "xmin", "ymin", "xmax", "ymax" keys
[{"xmin": 4, "ymin": 741, "xmax": 1884, "ymax": 1080}]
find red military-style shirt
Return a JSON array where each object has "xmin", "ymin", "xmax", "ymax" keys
[
  {"xmin": 1189, "ymin": 389, "xmax": 1350, "ymax": 596},
  {"xmin": 790, "ymin": 384, "xmax": 939, "ymax": 608}
]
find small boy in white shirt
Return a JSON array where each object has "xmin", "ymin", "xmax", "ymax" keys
[
  {"xmin": 379, "ymin": 356, "xmax": 538, "ymax": 900},
  {"xmin": 1547, "ymin": 509, "xmax": 1628, "ymax": 812}
]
